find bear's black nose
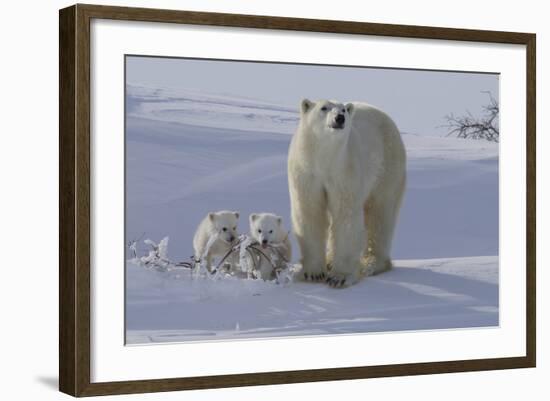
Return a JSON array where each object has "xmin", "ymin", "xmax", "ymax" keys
[
  {"xmin": 229, "ymin": 236, "xmax": 235, "ymax": 242},
  {"xmin": 262, "ymin": 239, "xmax": 268, "ymax": 245},
  {"xmin": 335, "ymin": 114, "xmax": 345, "ymax": 124}
]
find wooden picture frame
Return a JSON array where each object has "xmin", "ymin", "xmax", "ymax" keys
[{"xmin": 59, "ymin": 3, "xmax": 536, "ymax": 397}]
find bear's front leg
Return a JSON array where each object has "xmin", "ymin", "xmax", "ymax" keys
[
  {"xmin": 259, "ymin": 259, "xmax": 274, "ymax": 281},
  {"xmin": 290, "ymin": 183, "xmax": 329, "ymax": 282},
  {"xmin": 326, "ymin": 206, "xmax": 365, "ymax": 288},
  {"xmin": 203, "ymin": 253, "xmax": 213, "ymax": 273}
]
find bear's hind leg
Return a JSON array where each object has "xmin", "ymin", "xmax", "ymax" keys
[{"xmin": 363, "ymin": 182, "xmax": 404, "ymax": 275}]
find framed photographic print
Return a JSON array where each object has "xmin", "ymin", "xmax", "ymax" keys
[{"xmin": 59, "ymin": 4, "xmax": 536, "ymax": 397}]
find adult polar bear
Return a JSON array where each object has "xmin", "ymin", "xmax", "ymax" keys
[{"xmin": 288, "ymin": 99, "xmax": 406, "ymax": 288}]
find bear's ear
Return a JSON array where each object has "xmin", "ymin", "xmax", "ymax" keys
[
  {"xmin": 276, "ymin": 216, "xmax": 282, "ymax": 226},
  {"xmin": 345, "ymin": 103, "xmax": 354, "ymax": 115},
  {"xmin": 301, "ymin": 98, "xmax": 314, "ymax": 114},
  {"xmin": 249, "ymin": 213, "xmax": 258, "ymax": 223},
  {"xmin": 233, "ymin": 211, "xmax": 240, "ymax": 219},
  {"xmin": 208, "ymin": 212, "xmax": 215, "ymax": 221}
]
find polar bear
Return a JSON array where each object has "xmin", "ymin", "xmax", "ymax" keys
[
  {"xmin": 193, "ymin": 210, "xmax": 239, "ymax": 272},
  {"xmin": 288, "ymin": 99, "xmax": 406, "ymax": 287},
  {"xmin": 249, "ymin": 213, "xmax": 292, "ymax": 281}
]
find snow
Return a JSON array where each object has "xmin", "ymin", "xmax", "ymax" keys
[
  {"xmin": 125, "ymin": 84, "xmax": 499, "ymax": 344},
  {"xmin": 127, "ymin": 84, "xmax": 299, "ymax": 134},
  {"xmin": 126, "ymin": 256, "xmax": 498, "ymax": 343}
]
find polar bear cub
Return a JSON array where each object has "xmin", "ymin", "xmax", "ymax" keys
[
  {"xmin": 249, "ymin": 213, "xmax": 292, "ymax": 281},
  {"xmin": 288, "ymin": 99, "xmax": 406, "ymax": 287},
  {"xmin": 193, "ymin": 210, "xmax": 239, "ymax": 272}
]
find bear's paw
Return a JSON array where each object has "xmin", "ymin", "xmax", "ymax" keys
[
  {"xmin": 326, "ymin": 271, "xmax": 360, "ymax": 288},
  {"xmin": 301, "ymin": 270, "xmax": 327, "ymax": 282}
]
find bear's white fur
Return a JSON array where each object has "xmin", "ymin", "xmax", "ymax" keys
[
  {"xmin": 288, "ymin": 99, "xmax": 406, "ymax": 287},
  {"xmin": 193, "ymin": 210, "xmax": 239, "ymax": 272},
  {"xmin": 249, "ymin": 213, "xmax": 292, "ymax": 281}
]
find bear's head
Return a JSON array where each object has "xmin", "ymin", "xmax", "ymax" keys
[
  {"xmin": 249, "ymin": 213, "xmax": 286, "ymax": 248},
  {"xmin": 300, "ymin": 99, "xmax": 355, "ymax": 136},
  {"xmin": 208, "ymin": 210, "xmax": 239, "ymax": 244}
]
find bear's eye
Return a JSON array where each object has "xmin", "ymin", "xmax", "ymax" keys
[
  {"xmin": 258, "ymin": 229, "xmax": 262, "ymax": 233},
  {"xmin": 269, "ymin": 230, "xmax": 273, "ymax": 234},
  {"xmin": 222, "ymin": 227, "xmax": 227, "ymax": 232},
  {"xmin": 321, "ymin": 106, "xmax": 328, "ymax": 112}
]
